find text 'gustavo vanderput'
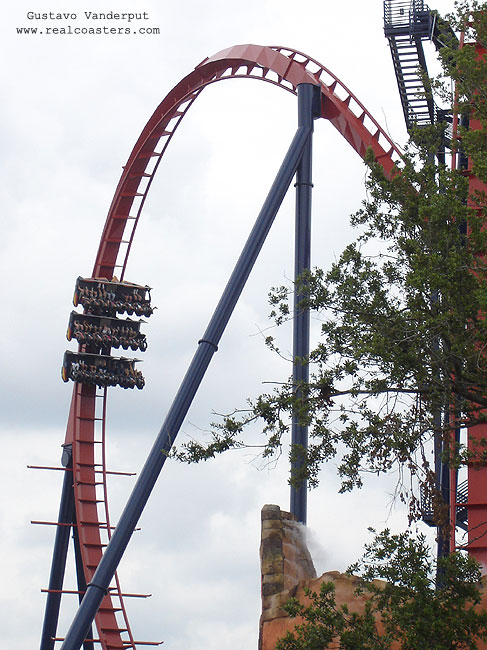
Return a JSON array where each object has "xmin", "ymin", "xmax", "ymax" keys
[{"xmin": 27, "ymin": 12, "xmax": 150, "ymax": 21}]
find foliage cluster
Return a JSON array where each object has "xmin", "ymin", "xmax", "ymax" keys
[
  {"xmin": 276, "ymin": 529, "xmax": 487, "ymax": 650},
  {"xmin": 172, "ymin": 2, "xmax": 487, "ymax": 648},
  {"xmin": 173, "ymin": 2, "xmax": 487, "ymax": 529}
]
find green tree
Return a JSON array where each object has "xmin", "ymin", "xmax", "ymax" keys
[
  {"xmin": 173, "ymin": 4, "xmax": 487, "ymax": 646},
  {"xmin": 276, "ymin": 529, "xmax": 487, "ymax": 650},
  {"xmin": 173, "ymin": 1, "xmax": 487, "ymax": 527}
]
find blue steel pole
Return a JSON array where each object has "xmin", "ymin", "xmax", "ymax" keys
[
  {"xmin": 60, "ymin": 109, "xmax": 314, "ymax": 650},
  {"xmin": 290, "ymin": 84, "xmax": 319, "ymax": 525},
  {"xmin": 40, "ymin": 451, "xmax": 75, "ymax": 650}
]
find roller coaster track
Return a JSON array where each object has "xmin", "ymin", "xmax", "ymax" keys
[
  {"xmin": 42, "ymin": 44, "xmax": 401, "ymax": 650},
  {"xmin": 94, "ymin": 44, "xmax": 401, "ymax": 281}
]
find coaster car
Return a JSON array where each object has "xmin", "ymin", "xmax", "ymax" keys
[
  {"xmin": 62, "ymin": 351, "xmax": 145, "ymax": 389},
  {"xmin": 67, "ymin": 311, "xmax": 147, "ymax": 352},
  {"xmin": 73, "ymin": 277, "xmax": 154, "ymax": 317}
]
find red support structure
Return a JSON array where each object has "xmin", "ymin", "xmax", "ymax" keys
[{"xmin": 465, "ymin": 43, "xmax": 487, "ymax": 571}]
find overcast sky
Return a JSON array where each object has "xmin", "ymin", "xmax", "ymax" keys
[{"xmin": 2, "ymin": 1, "xmax": 455, "ymax": 649}]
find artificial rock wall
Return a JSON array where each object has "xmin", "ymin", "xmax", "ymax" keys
[
  {"xmin": 259, "ymin": 504, "xmax": 379, "ymax": 650},
  {"xmin": 259, "ymin": 504, "xmax": 487, "ymax": 650}
]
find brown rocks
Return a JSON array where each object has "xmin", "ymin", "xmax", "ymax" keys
[
  {"xmin": 258, "ymin": 504, "xmax": 487, "ymax": 650},
  {"xmin": 259, "ymin": 504, "xmax": 316, "ymax": 649}
]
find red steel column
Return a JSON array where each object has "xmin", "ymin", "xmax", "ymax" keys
[{"xmin": 466, "ymin": 43, "xmax": 487, "ymax": 571}]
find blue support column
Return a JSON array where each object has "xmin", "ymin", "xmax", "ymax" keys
[
  {"xmin": 290, "ymin": 84, "xmax": 319, "ymax": 525},
  {"xmin": 60, "ymin": 102, "xmax": 314, "ymax": 650},
  {"xmin": 40, "ymin": 450, "xmax": 75, "ymax": 650}
]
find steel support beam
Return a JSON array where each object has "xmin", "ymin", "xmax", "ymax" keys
[
  {"xmin": 60, "ymin": 93, "xmax": 316, "ymax": 650},
  {"xmin": 40, "ymin": 460, "xmax": 75, "ymax": 650},
  {"xmin": 290, "ymin": 84, "xmax": 319, "ymax": 524}
]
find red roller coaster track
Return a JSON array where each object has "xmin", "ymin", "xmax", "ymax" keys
[{"xmin": 50, "ymin": 44, "xmax": 400, "ymax": 650}]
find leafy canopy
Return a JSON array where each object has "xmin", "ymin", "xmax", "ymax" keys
[
  {"xmin": 276, "ymin": 529, "xmax": 487, "ymax": 650},
  {"xmin": 172, "ymin": 4, "xmax": 487, "ymax": 647},
  {"xmin": 173, "ymin": 1, "xmax": 487, "ymax": 526}
]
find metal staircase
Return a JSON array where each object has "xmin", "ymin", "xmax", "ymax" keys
[
  {"xmin": 384, "ymin": 1, "xmax": 435, "ymax": 128},
  {"xmin": 420, "ymin": 479, "xmax": 468, "ymax": 532},
  {"xmin": 384, "ymin": 1, "xmax": 457, "ymax": 129}
]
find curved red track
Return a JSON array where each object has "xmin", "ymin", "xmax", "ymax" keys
[{"xmin": 61, "ymin": 44, "xmax": 401, "ymax": 649}]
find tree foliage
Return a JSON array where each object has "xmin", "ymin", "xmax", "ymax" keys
[
  {"xmin": 171, "ymin": 4, "xmax": 487, "ymax": 647},
  {"xmin": 173, "ymin": 2, "xmax": 487, "ymax": 527},
  {"xmin": 276, "ymin": 529, "xmax": 487, "ymax": 650}
]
